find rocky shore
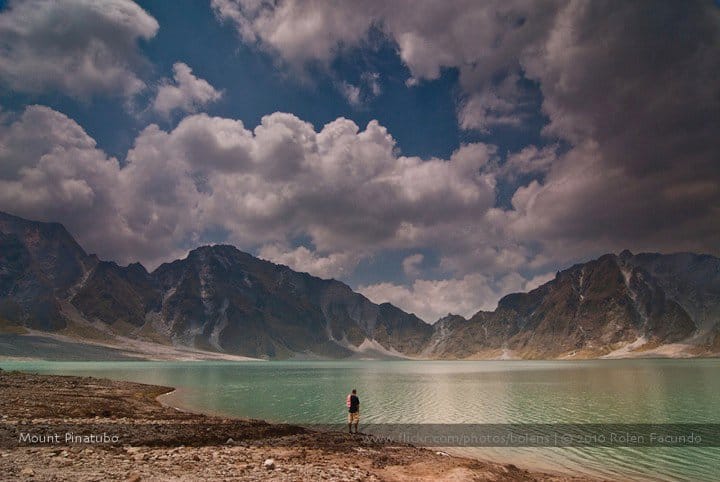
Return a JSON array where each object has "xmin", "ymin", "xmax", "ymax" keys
[{"xmin": 0, "ymin": 370, "xmax": 594, "ymax": 481}]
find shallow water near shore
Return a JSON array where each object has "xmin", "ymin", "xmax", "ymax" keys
[{"xmin": 2, "ymin": 358, "xmax": 719, "ymax": 481}]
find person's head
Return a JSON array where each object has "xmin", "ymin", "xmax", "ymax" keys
[{"xmin": 352, "ymin": 389, "xmax": 357, "ymax": 394}]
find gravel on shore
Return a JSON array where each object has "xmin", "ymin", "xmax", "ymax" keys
[{"xmin": 0, "ymin": 369, "xmax": 596, "ymax": 481}]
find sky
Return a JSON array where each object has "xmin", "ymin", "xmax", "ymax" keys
[{"xmin": 0, "ymin": 0, "xmax": 718, "ymax": 323}]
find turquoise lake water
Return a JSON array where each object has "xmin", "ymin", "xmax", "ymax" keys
[{"xmin": 1, "ymin": 359, "xmax": 718, "ymax": 481}]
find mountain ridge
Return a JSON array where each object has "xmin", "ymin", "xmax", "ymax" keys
[{"xmin": 1, "ymin": 211, "xmax": 718, "ymax": 359}]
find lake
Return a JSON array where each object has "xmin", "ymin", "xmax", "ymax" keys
[{"xmin": 1, "ymin": 358, "xmax": 718, "ymax": 481}]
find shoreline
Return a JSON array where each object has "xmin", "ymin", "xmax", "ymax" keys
[
  {"xmin": 1, "ymin": 331, "xmax": 717, "ymax": 362},
  {"xmin": 0, "ymin": 369, "xmax": 596, "ymax": 481},
  {"xmin": 155, "ymin": 389, "xmax": 607, "ymax": 482},
  {"xmin": 154, "ymin": 384, "xmax": 590, "ymax": 480}
]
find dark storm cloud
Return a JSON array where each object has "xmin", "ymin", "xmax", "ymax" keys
[{"xmin": 513, "ymin": 1, "xmax": 720, "ymax": 258}]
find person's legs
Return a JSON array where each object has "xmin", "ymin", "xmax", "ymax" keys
[{"xmin": 352, "ymin": 412, "xmax": 359, "ymax": 433}]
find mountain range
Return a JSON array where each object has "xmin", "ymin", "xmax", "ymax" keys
[{"xmin": 1, "ymin": 211, "xmax": 718, "ymax": 360}]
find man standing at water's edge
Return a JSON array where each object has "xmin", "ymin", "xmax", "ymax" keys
[{"xmin": 347, "ymin": 389, "xmax": 360, "ymax": 434}]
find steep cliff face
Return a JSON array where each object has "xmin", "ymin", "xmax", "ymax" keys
[{"xmin": 424, "ymin": 252, "xmax": 702, "ymax": 358}]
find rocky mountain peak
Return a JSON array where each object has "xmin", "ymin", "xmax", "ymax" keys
[{"xmin": 619, "ymin": 249, "xmax": 634, "ymax": 260}]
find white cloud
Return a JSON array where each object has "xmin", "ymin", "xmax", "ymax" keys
[
  {"xmin": 7, "ymin": 0, "xmax": 720, "ymax": 316},
  {"xmin": 402, "ymin": 253, "xmax": 424, "ymax": 278},
  {"xmin": 0, "ymin": 0, "xmax": 158, "ymax": 98},
  {"xmin": 152, "ymin": 63, "xmax": 223, "ymax": 117},
  {"xmin": 2, "ymin": 1, "xmax": 718, "ymax": 322},
  {"xmin": 258, "ymin": 244, "xmax": 360, "ymax": 279},
  {"xmin": 211, "ymin": 0, "xmax": 557, "ymax": 128},
  {"xmin": 491, "ymin": 145, "xmax": 557, "ymax": 181},
  {"xmin": 208, "ymin": 0, "xmax": 720, "ymax": 269},
  {"xmin": 0, "ymin": 105, "xmax": 500, "ymax": 272},
  {"xmin": 359, "ymin": 272, "xmax": 552, "ymax": 322},
  {"xmin": 458, "ymin": 91, "xmax": 522, "ymax": 132},
  {"xmin": 337, "ymin": 73, "xmax": 382, "ymax": 107},
  {"xmin": 211, "ymin": 0, "xmax": 375, "ymax": 65},
  {"xmin": 338, "ymin": 81, "xmax": 361, "ymax": 107},
  {"xmin": 0, "ymin": 105, "xmax": 147, "ymax": 261}
]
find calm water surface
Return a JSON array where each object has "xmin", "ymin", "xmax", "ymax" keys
[{"xmin": 1, "ymin": 359, "xmax": 718, "ymax": 481}]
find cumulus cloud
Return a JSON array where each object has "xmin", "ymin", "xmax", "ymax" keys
[
  {"xmin": 359, "ymin": 271, "xmax": 553, "ymax": 322},
  {"xmin": 211, "ymin": 0, "xmax": 375, "ymax": 65},
  {"xmin": 152, "ymin": 63, "xmax": 223, "ymax": 117},
  {"xmin": 258, "ymin": 244, "xmax": 360, "ymax": 279},
  {"xmin": 211, "ymin": 0, "xmax": 720, "ymax": 268},
  {"xmin": 0, "ymin": 101, "xmax": 552, "ymax": 322},
  {"xmin": 0, "ymin": 104, "xmax": 499, "ymax": 272},
  {"xmin": 0, "ymin": 105, "xmax": 157, "ymax": 262},
  {"xmin": 0, "ymin": 0, "xmax": 158, "ymax": 98},
  {"xmin": 212, "ymin": 0, "xmax": 556, "ymax": 125}
]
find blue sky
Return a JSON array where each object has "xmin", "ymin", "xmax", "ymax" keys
[{"xmin": 0, "ymin": 0, "xmax": 718, "ymax": 321}]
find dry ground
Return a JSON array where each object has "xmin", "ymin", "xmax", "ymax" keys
[{"xmin": 0, "ymin": 370, "xmax": 597, "ymax": 481}]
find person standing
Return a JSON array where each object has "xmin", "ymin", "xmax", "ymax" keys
[{"xmin": 347, "ymin": 389, "xmax": 360, "ymax": 434}]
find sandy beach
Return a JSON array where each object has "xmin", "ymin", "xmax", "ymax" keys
[{"xmin": 0, "ymin": 369, "xmax": 596, "ymax": 481}]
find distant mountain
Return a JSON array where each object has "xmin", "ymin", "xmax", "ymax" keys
[
  {"xmin": 1, "ymin": 211, "xmax": 718, "ymax": 359},
  {"xmin": 0, "ymin": 211, "xmax": 431, "ymax": 358},
  {"xmin": 424, "ymin": 251, "xmax": 720, "ymax": 359}
]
